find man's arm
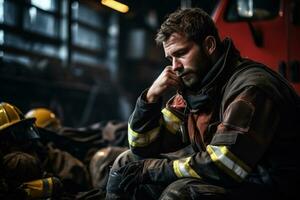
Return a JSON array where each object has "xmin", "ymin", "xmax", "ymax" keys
[
  {"xmin": 123, "ymin": 86, "xmax": 280, "ymax": 187},
  {"xmin": 163, "ymin": 86, "xmax": 279, "ymax": 184},
  {"xmin": 127, "ymin": 66, "xmax": 185, "ymax": 157},
  {"xmin": 128, "ymin": 90, "xmax": 186, "ymax": 157}
]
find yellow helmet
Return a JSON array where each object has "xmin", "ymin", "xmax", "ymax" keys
[
  {"xmin": 25, "ymin": 108, "xmax": 61, "ymax": 131},
  {"xmin": 0, "ymin": 102, "xmax": 39, "ymax": 139}
]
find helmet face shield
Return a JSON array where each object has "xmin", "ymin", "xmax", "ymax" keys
[
  {"xmin": 6, "ymin": 123, "xmax": 40, "ymax": 141},
  {"xmin": 0, "ymin": 123, "xmax": 40, "ymax": 156},
  {"xmin": 0, "ymin": 102, "xmax": 40, "ymax": 140},
  {"xmin": 26, "ymin": 126, "xmax": 40, "ymax": 140}
]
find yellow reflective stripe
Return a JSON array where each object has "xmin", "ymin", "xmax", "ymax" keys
[
  {"xmin": 206, "ymin": 145, "xmax": 251, "ymax": 182},
  {"xmin": 173, "ymin": 160, "xmax": 183, "ymax": 177},
  {"xmin": 161, "ymin": 108, "xmax": 181, "ymax": 134},
  {"xmin": 128, "ymin": 124, "xmax": 160, "ymax": 147},
  {"xmin": 23, "ymin": 178, "xmax": 53, "ymax": 198},
  {"xmin": 173, "ymin": 157, "xmax": 201, "ymax": 179}
]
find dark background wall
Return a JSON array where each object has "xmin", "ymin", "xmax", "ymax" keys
[{"xmin": 0, "ymin": 0, "xmax": 218, "ymax": 127}]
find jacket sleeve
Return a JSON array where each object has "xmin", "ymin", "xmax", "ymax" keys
[
  {"xmin": 143, "ymin": 86, "xmax": 280, "ymax": 185},
  {"xmin": 128, "ymin": 90, "xmax": 186, "ymax": 157},
  {"xmin": 174, "ymin": 86, "xmax": 281, "ymax": 184}
]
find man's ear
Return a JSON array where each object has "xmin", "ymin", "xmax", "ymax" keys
[{"xmin": 203, "ymin": 36, "xmax": 216, "ymax": 56}]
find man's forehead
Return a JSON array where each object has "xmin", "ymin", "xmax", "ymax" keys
[
  {"xmin": 163, "ymin": 33, "xmax": 189, "ymax": 49},
  {"xmin": 163, "ymin": 33, "xmax": 187, "ymax": 45}
]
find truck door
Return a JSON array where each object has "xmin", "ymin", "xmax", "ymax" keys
[
  {"xmin": 288, "ymin": 0, "xmax": 300, "ymax": 93},
  {"xmin": 213, "ymin": 0, "xmax": 300, "ymax": 94}
]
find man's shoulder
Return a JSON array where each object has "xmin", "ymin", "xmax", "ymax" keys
[
  {"xmin": 226, "ymin": 59, "xmax": 282, "ymax": 90},
  {"xmin": 223, "ymin": 59, "xmax": 298, "ymax": 106}
]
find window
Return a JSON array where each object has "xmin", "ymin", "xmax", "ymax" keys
[
  {"xmin": 0, "ymin": 0, "xmax": 109, "ymax": 80},
  {"xmin": 0, "ymin": 0, "xmax": 18, "ymax": 26},
  {"xmin": 70, "ymin": 1, "xmax": 106, "ymax": 68},
  {"xmin": 0, "ymin": 0, "xmax": 118, "ymax": 126},
  {"xmin": 0, "ymin": 0, "xmax": 61, "ymax": 77},
  {"xmin": 24, "ymin": 6, "xmax": 58, "ymax": 37},
  {"xmin": 31, "ymin": 0, "xmax": 56, "ymax": 11},
  {"xmin": 225, "ymin": 0, "xmax": 280, "ymax": 21}
]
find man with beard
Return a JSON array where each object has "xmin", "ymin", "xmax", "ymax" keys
[{"xmin": 106, "ymin": 8, "xmax": 299, "ymax": 200}]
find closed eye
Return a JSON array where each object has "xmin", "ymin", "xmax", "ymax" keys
[
  {"xmin": 166, "ymin": 56, "xmax": 172, "ymax": 62},
  {"xmin": 165, "ymin": 45, "xmax": 190, "ymax": 63},
  {"xmin": 173, "ymin": 48, "xmax": 189, "ymax": 58}
]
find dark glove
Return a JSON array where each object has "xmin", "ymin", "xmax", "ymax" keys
[
  {"xmin": 107, "ymin": 159, "xmax": 177, "ymax": 195},
  {"xmin": 106, "ymin": 161, "xmax": 146, "ymax": 195},
  {"xmin": 118, "ymin": 161, "xmax": 146, "ymax": 193}
]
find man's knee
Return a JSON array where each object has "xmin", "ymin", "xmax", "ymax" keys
[
  {"xmin": 159, "ymin": 179, "xmax": 191, "ymax": 200},
  {"xmin": 106, "ymin": 150, "xmax": 139, "ymax": 199},
  {"xmin": 110, "ymin": 149, "xmax": 138, "ymax": 171},
  {"xmin": 159, "ymin": 178, "xmax": 227, "ymax": 200}
]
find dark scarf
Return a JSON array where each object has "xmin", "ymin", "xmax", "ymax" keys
[{"xmin": 182, "ymin": 38, "xmax": 241, "ymax": 112}]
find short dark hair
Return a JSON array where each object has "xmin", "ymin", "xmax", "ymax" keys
[{"xmin": 156, "ymin": 8, "xmax": 221, "ymax": 46}]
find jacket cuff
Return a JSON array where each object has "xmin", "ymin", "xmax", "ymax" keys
[
  {"xmin": 143, "ymin": 159, "xmax": 177, "ymax": 184},
  {"xmin": 136, "ymin": 89, "xmax": 163, "ymax": 113}
]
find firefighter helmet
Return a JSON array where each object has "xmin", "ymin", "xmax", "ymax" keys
[
  {"xmin": 25, "ymin": 108, "xmax": 61, "ymax": 131},
  {"xmin": 0, "ymin": 102, "xmax": 39, "ymax": 139}
]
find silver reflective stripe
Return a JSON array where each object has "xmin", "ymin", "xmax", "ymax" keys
[
  {"xmin": 207, "ymin": 145, "xmax": 251, "ymax": 181},
  {"xmin": 173, "ymin": 157, "xmax": 201, "ymax": 178},
  {"xmin": 162, "ymin": 108, "xmax": 181, "ymax": 134},
  {"xmin": 128, "ymin": 124, "xmax": 160, "ymax": 147}
]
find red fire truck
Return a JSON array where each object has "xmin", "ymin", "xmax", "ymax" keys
[{"xmin": 212, "ymin": 0, "xmax": 300, "ymax": 94}]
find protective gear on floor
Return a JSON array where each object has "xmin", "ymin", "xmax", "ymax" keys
[
  {"xmin": 25, "ymin": 108, "xmax": 61, "ymax": 132},
  {"xmin": 0, "ymin": 102, "xmax": 39, "ymax": 140}
]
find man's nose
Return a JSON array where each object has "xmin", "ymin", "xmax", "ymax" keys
[{"xmin": 172, "ymin": 58, "xmax": 182, "ymax": 71}]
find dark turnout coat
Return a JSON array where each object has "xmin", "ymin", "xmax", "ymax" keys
[{"xmin": 128, "ymin": 39, "xmax": 300, "ymax": 198}]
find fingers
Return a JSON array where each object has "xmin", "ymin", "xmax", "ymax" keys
[
  {"xmin": 162, "ymin": 66, "xmax": 182, "ymax": 88},
  {"xmin": 147, "ymin": 66, "xmax": 182, "ymax": 102},
  {"xmin": 160, "ymin": 77, "xmax": 181, "ymax": 90},
  {"xmin": 106, "ymin": 171, "xmax": 124, "ymax": 193},
  {"xmin": 119, "ymin": 174, "xmax": 136, "ymax": 192}
]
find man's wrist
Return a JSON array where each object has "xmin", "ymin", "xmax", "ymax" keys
[
  {"xmin": 146, "ymin": 89, "xmax": 160, "ymax": 103},
  {"xmin": 146, "ymin": 94, "xmax": 158, "ymax": 103}
]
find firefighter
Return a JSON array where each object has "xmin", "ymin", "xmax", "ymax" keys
[
  {"xmin": 25, "ymin": 108, "xmax": 62, "ymax": 132},
  {"xmin": 26, "ymin": 107, "xmax": 128, "ymax": 193},
  {"xmin": 0, "ymin": 102, "xmax": 62, "ymax": 199},
  {"xmin": 0, "ymin": 102, "xmax": 91, "ymax": 195},
  {"xmin": 24, "ymin": 108, "xmax": 85, "ymax": 160},
  {"xmin": 0, "ymin": 102, "xmax": 40, "ymax": 158},
  {"xmin": 25, "ymin": 108, "xmax": 128, "ymax": 161},
  {"xmin": 106, "ymin": 8, "xmax": 300, "ymax": 199}
]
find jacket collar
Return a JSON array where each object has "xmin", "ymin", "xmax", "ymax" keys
[{"xmin": 181, "ymin": 38, "xmax": 241, "ymax": 112}]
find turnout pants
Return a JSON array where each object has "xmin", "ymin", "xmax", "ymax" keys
[{"xmin": 106, "ymin": 146, "xmax": 280, "ymax": 200}]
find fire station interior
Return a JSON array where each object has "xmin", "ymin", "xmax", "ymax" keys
[
  {"xmin": 1, "ymin": 0, "xmax": 300, "ymax": 198},
  {"xmin": 0, "ymin": 0, "xmax": 218, "ymax": 127}
]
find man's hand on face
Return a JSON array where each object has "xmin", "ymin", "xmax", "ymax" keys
[{"xmin": 146, "ymin": 66, "xmax": 183, "ymax": 103}]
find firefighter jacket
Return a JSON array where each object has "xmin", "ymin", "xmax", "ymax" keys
[{"xmin": 127, "ymin": 39, "xmax": 300, "ymax": 194}]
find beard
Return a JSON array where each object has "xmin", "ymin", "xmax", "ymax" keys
[
  {"xmin": 176, "ymin": 51, "xmax": 213, "ymax": 92},
  {"xmin": 177, "ymin": 69, "xmax": 202, "ymax": 92},
  {"xmin": 182, "ymin": 73, "xmax": 200, "ymax": 89}
]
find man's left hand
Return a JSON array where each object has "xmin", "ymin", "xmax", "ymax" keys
[{"xmin": 118, "ymin": 161, "xmax": 146, "ymax": 193}]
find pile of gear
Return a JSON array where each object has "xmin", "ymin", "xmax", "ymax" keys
[{"xmin": 0, "ymin": 102, "xmax": 128, "ymax": 199}]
